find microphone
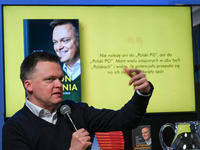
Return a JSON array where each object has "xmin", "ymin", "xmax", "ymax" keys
[
  {"xmin": 60, "ymin": 105, "xmax": 91, "ymax": 150},
  {"xmin": 60, "ymin": 105, "xmax": 79, "ymax": 131}
]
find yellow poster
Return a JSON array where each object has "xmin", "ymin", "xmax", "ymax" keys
[{"xmin": 3, "ymin": 6, "xmax": 195, "ymax": 117}]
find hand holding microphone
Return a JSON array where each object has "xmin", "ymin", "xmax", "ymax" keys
[
  {"xmin": 70, "ymin": 128, "xmax": 92, "ymax": 150},
  {"xmin": 60, "ymin": 105, "xmax": 92, "ymax": 150}
]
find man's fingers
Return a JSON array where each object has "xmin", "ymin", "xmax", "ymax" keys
[
  {"xmin": 134, "ymin": 81, "xmax": 149, "ymax": 91},
  {"xmin": 128, "ymin": 71, "xmax": 146, "ymax": 85},
  {"xmin": 124, "ymin": 68, "xmax": 151, "ymax": 93},
  {"xmin": 71, "ymin": 128, "xmax": 92, "ymax": 150}
]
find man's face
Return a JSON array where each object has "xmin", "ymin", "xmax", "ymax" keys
[
  {"xmin": 52, "ymin": 24, "xmax": 79, "ymax": 65},
  {"xmin": 26, "ymin": 61, "xmax": 64, "ymax": 111},
  {"xmin": 142, "ymin": 127, "xmax": 151, "ymax": 141}
]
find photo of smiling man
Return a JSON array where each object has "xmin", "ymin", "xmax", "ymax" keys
[
  {"xmin": 132, "ymin": 125, "xmax": 152, "ymax": 150},
  {"xmin": 50, "ymin": 20, "xmax": 81, "ymax": 102},
  {"xmin": 141, "ymin": 126, "xmax": 151, "ymax": 147},
  {"xmin": 23, "ymin": 19, "xmax": 81, "ymax": 102}
]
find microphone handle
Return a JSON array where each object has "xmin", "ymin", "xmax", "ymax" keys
[
  {"xmin": 64, "ymin": 113, "xmax": 91, "ymax": 150},
  {"xmin": 65, "ymin": 112, "xmax": 79, "ymax": 132}
]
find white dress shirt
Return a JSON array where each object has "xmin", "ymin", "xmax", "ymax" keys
[
  {"xmin": 63, "ymin": 59, "xmax": 81, "ymax": 81},
  {"xmin": 25, "ymin": 98, "xmax": 59, "ymax": 125}
]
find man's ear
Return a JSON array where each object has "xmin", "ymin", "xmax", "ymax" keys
[{"xmin": 24, "ymin": 80, "xmax": 33, "ymax": 92}]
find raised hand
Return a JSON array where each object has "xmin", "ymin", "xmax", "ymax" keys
[{"xmin": 124, "ymin": 68, "xmax": 151, "ymax": 93}]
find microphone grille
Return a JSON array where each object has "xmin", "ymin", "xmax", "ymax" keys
[{"xmin": 60, "ymin": 105, "xmax": 71, "ymax": 115}]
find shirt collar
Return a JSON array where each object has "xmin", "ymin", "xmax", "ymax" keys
[
  {"xmin": 25, "ymin": 97, "xmax": 44, "ymax": 117},
  {"xmin": 25, "ymin": 97, "xmax": 60, "ymax": 118},
  {"xmin": 63, "ymin": 59, "xmax": 81, "ymax": 81},
  {"xmin": 145, "ymin": 138, "xmax": 151, "ymax": 146}
]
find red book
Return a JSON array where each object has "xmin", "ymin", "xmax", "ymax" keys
[{"xmin": 95, "ymin": 131, "xmax": 124, "ymax": 150}]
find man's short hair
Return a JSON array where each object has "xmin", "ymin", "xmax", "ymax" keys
[
  {"xmin": 141, "ymin": 126, "xmax": 150, "ymax": 132},
  {"xmin": 20, "ymin": 51, "xmax": 60, "ymax": 84},
  {"xmin": 49, "ymin": 19, "xmax": 79, "ymax": 39}
]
